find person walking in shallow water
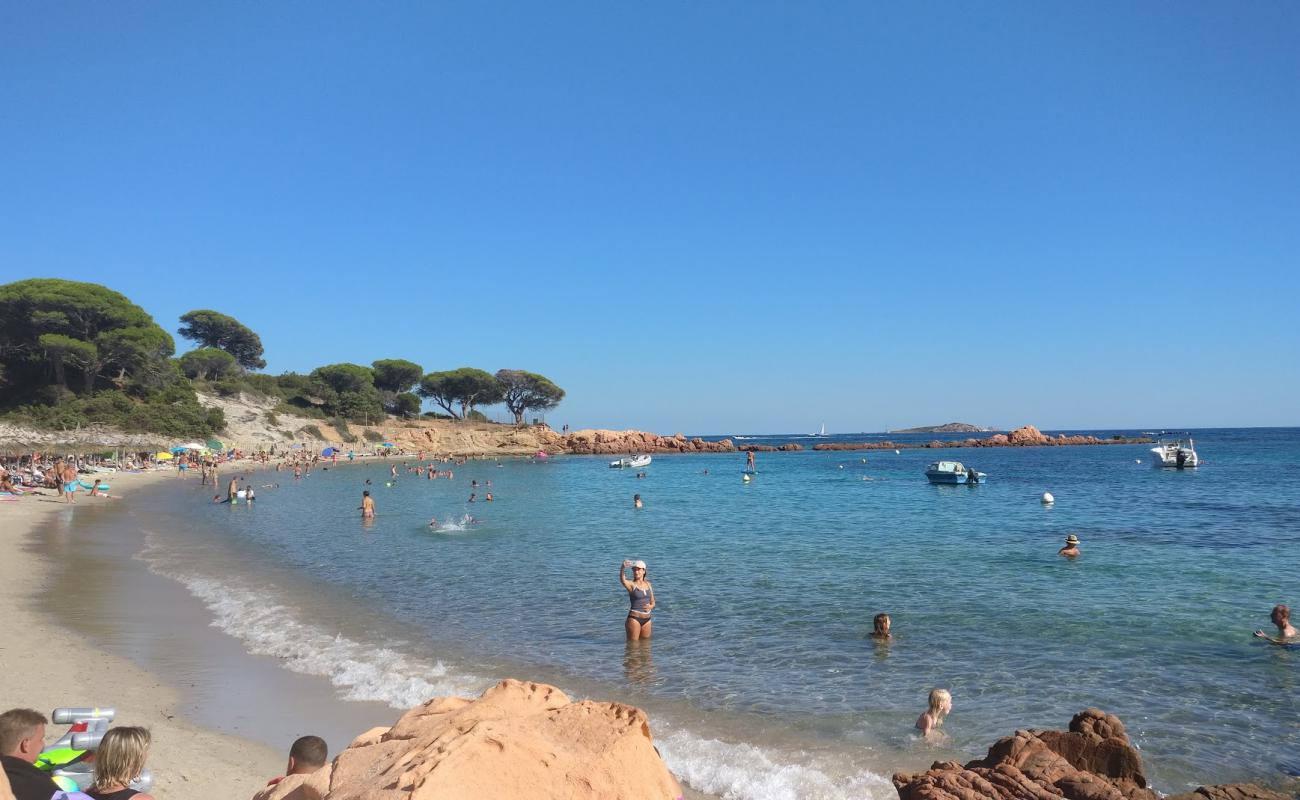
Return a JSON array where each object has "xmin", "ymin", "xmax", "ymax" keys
[
  {"xmin": 620, "ymin": 560, "xmax": 655, "ymax": 640},
  {"xmin": 360, "ymin": 490, "xmax": 375, "ymax": 519}
]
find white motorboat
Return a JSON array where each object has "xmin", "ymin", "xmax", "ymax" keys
[
  {"xmin": 925, "ymin": 460, "xmax": 986, "ymax": 484},
  {"xmin": 610, "ymin": 454, "xmax": 653, "ymax": 469},
  {"xmin": 1150, "ymin": 433, "xmax": 1198, "ymax": 469}
]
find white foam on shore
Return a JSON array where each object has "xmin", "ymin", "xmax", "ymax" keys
[
  {"xmin": 140, "ymin": 538, "xmax": 893, "ymax": 800},
  {"xmin": 657, "ymin": 727, "xmax": 895, "ymax": 800},
  {"xmin": 140, "ymin": 539, "xmax": 487, "ymax": 707}
]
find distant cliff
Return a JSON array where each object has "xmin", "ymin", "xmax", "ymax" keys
[{"xmin": 891, "ymin": 422, "xmax": 992, "ymax": 433}]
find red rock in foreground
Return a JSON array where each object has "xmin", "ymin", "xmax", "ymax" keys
[
  {"xmin": 256, "ymin": 679, "xmax": 682, "ymax": 800},
  {"xmin": 893, "ymin": 709, "xmax": 1288, "ymax": 800}
]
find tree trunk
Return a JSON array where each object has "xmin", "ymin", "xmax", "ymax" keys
[{"xmin": 82, "ymin": 366, "xmax": 96, "ymax": 394}]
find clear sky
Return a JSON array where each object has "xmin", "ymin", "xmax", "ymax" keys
[{"xmin": 2, "ymin": 3, "xmax": 1297, "ymax": 433}]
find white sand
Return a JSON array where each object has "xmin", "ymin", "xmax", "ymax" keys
[{"xmin": 0, "ymin": 468, "xmax": 282, "ymax": 799}]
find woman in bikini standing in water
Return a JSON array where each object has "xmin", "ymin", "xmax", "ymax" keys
[{"xmin": 620, "ymin": 560, "xmax": 655, "ymax": 640}]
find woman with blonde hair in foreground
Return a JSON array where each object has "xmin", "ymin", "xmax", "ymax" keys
[{"xmin": 87, "ymin": 726, "xmax": 155, "ymax": 800}]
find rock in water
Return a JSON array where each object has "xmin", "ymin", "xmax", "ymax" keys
[
  {"xmin": 893, "ymin": 709, "xmax": 1290, "ymax": 800},
  {"xmin": 257, "ymin": 679, "xmax": 683, "ymax": 800}
]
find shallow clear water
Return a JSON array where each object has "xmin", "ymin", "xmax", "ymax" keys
[{"xmin": 137, "ymin": 428, "xmax": 1300, "ymax": 798}]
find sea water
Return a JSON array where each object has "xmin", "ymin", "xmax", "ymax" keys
[{"xmin": 135, "ymin": 428, "xmax": 1299, "ymax": 798}]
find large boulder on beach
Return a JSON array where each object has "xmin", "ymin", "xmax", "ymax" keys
[
  {"xmin": 293, "ymin": 679, "xmax": 682, "ymax": 800},
  {"xmin": 893, "ymin": 709, "xmax": 1290, "ymax": 800}
]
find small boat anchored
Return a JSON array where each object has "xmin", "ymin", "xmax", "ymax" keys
[
  {"xmin": 610, "ymin": 454, "xmax": 652, "ymax": 469},
  {"xmin": 1150, "ymin": 433, "xmax": 1198, "ymax": 469},
  {"xmin": 925, "ymin": 460, "xmax": 986, "ymax": 485}
]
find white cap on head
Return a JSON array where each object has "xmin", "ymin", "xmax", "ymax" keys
[{"xmin": 632, "ymin": 560, "xmax": 647, "ymax": 570}]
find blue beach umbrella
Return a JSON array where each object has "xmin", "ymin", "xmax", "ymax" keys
[
  {"xmin": 322, "ymin": 447, "xmax": 337, "ymax": 457},
  {"xmin": 381, "ymin": 442, "xmax": 394, "ymax": 447}
]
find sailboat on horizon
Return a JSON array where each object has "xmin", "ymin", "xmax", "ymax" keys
[{"xmin": 811, "ymin": 423, "xmax": 827, "ymax": 437}]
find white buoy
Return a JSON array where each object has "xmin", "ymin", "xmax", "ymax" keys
[
  {"xmin": 742, "ymin": 473, "xmax": 751, "ymax": 483},
  {"xmin": 894, "ymin": 449, "xmax": 900, "ymax": 454},
  {"xmin": 838, "ymin": 464, "xmax": 844, "ymax": 469},
  {"xmin": 1041, "ymin": 492, "xmax": 1055, "ymax": 505},
  {"xmin": 1135, "ymin": 459, "xmax": 1141, "ymax": 464}
]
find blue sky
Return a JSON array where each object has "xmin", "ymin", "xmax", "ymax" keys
[{"xmin": 2, "ymin": 3, "xmax": 1297, "ymax": 432}]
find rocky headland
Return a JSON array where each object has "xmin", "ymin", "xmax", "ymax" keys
[
  {"xmin": 891, "ymin": 422, "xmax": 993, "ymax": 434},
  {"xmin": 814, "ymin": 426, "xmax": 1150, "ymax": 451},
  {"xmin": 253, "ymin": 679, "xmax": 682, "ymax": 800},
  {"xmin": 893, "ymin": 709, "xmax": 1289, "ymax": 800}
]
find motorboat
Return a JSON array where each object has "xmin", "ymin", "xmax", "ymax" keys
[
  {"xmin": 610, "ymin": 454, "xmax": 652, "ymax": 469},
  {"xmin": 1150, "ymin": 433, "xmax": 1198, "ymax": 469},
  {"xmin": 925, "ymin": 460, "xmax": 986, "ymax": 484}
]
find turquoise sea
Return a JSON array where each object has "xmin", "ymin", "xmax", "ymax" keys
[{"xmin": 133, "ymin": 428, "xmax": 1299, "ymax": 799}]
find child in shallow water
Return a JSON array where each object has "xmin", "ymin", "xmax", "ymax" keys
[{"xmin": 916, "ymin": 688, "xmax": 952, "ymax": 739}]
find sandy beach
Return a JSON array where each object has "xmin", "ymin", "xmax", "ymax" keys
[{"xmin": 0, "ymin": 468, "xmax": 282, "ymax": 799}]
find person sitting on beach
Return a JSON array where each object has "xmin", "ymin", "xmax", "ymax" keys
[
  {"xmin": 871, "ymin": 613, "xmax": 892, "ymax": 641},
  {"xmin": 620, "ymin": 560, "xmax": 655, "ymax": 640},
  {"xmin": 256, "ymin": 735, "xmax": 328, "ymax": 798},
  {"xmin": 0, "ymin": 474, "xmax": 21, "ymax": 495},
  {"xmin": 1, "ymin": 708, "xmax": 61, "ymax": 800},
  {"xmin": 360, "ymin": 490, "xmax": 375, "ymax": 519},
  {"xmin": 1254, "ymin": 604, "xmax": 1298, "ymax": 645},
  {"xmin": 915, "ymin": 688, "xmax": 952, "ymax": 740},
  {"xmin": 86, "ymin": 726, "xmax": 155, "ymax": 800},
  {"xmin": 1058, "ymin": 534, "xmax": 1080, "ymax": 557}
]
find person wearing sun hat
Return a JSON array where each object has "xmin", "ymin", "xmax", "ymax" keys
[
  {"xmin": 619, "ymin": 559, "xmax": 656, "ymax": 640},
  {"xmin": 1058, "ymin": 534, "xmax": 1081, "ymax": 557}
]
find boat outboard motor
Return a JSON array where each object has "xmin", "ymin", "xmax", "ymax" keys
[{"xmin": 1176, "ymin": 449, "xmax": 1186, "ymax": 469}]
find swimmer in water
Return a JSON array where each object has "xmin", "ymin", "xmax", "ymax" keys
[
  {"xmin": 633, "ymin": 493, "xmax": 643, "ymax": 509},
  {"xmin": 485, "ymin": 492, "xmax": 493, "ymax": 501},
  {"xmin": 915, "ymin": 688, "xmax": 952, "ymax": 739},
  {"xmin": 1058, "ymin": 534, "xmax": 1080, "ymax": 557},
  {"xmin": 467, "ymin": 493, "xmax": 476, "ymax": 503},
  {"xmin": 1254, "ymin": 604, "xmax": 1298, "ymax": 645},
  {"xmin": 360, "ymin": 490, "xmax": 375, "ymax": 519},
  {"xmin": 871, "ymin": 612, "xmax": 892, "ymax": 641}
]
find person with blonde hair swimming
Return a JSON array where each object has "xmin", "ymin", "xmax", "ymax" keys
[
  {"xmin": 915, "ymin": 688, "xmax": 952, "ymax": 739},
  {"xmin": 87, "ymin": 726, "xmax": 155, "ymax": 800}
]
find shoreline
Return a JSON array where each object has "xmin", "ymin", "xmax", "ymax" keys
[
  {"xmin": 1, "ymin": 464, "xmax": 720, "ymax": 799},
  {"xmin": 0, "ymin": 468, "xmax": 282, "ymax": 799}
]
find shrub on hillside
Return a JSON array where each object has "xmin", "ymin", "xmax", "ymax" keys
[{"xmin": 362, "ymin": 430, "xmax": 384, "ymax": 443}]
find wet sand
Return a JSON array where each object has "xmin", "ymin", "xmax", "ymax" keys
[
  {"xmin": 2, "ymin": 466, "xmax": 713, "ymax": 799},
  {"xmin": 0, "ymin": 469, "xmax": 281, "ymax": 799}
]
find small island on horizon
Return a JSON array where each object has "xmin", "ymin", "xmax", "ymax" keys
[{"xmin": 888, "ymin": 422, "xmax": 996, "ymax": 434}]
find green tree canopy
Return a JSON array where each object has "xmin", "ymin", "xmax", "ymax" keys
[
  {"xmin": 418, "ymin": 367, "xmax": 502, "ymax": 419},
  {"xmin": 371, "ymin": 359, "xmax": 423, "ymax": 393},
  {"xmin": 308, "ymin": 363, "xmax": 383, "ymax": 422},
  {"xmin": 179, "ymin": 348, "xmax": 239, "ymax": 380},
  {"xmin": 495, "ymin": 369, "xmax": 565, "ymax": 425},
  {"xmin": 0, "ymin": 279, "xmax": 176, "ymax": 402},
  {"xmin": 178, "ymin": 309, "xmax": 266, "ymax": 370},
  {"xmin": 391, "ymin": 392, "xmax": 422, "ymax": 418}
]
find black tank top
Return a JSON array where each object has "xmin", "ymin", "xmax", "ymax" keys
[{"xmin": 88, "ymin": 788, "xmax": 140, "ymax": 800}]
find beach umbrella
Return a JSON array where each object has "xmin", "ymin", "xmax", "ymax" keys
[
  {"xmin": 381, "ymin": 442, "xmax": 394, "ymax": 447},
  {"xmin": 170, "ymin": 446, "xmax": 188, "ymax": 454},
  {"xmin": 322, "ymin": 447, "xmax": 337, "ymax": 457},
  {"xmin": 206, "ymin": 438, "xmax": 224, "ymax": 451},
  {"xmin": 180, "ymin": 441, "xmax": 206, "ymax": 451},
  {"xmin": 291, "ymin": 443, "xmax": 304, "ymax": 449},
  {"xmin": 156, "ymin": 452, "xmax": 173, "ymax": 460}
]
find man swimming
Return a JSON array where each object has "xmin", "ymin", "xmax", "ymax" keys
[{"xmin": 1254, "ymin": 604, "xmax": 1298, "ymax": 645}]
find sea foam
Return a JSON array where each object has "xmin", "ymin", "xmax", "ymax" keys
[{"xmin": 140, "ymin": 535, "xmax": 894, "ymax": 800}]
